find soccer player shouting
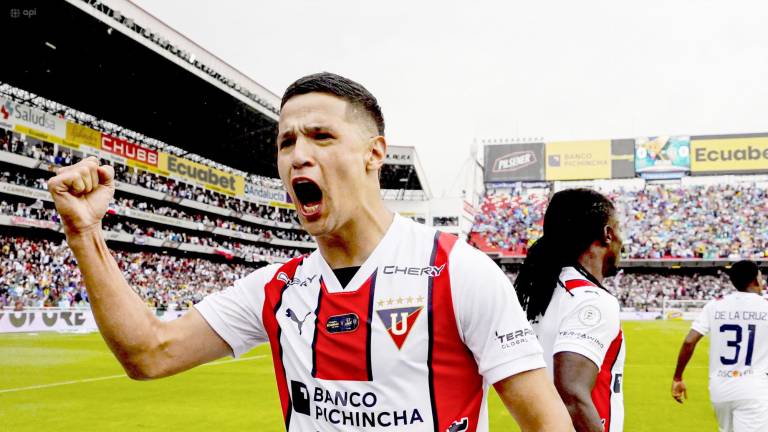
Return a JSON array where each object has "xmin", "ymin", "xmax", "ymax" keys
[
  {"xmin": 47, "ymin": 73, "xmax": 572, "ymax": 431},
  {"xmin": 672, "ymin": 260, "xmax": 768, "ymax": 432},
  {"xmin": 516, "ymin": 189, "xmax": 626, "ymax": 432}
]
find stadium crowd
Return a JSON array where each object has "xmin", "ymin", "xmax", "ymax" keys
[
  {"xmin": 473, "ymin": 185, "xmax": 768, "ymax": 260},
  {"xmin": 1, "ymin": 131, "xmax": 301, "ymax": 226},
  {"xmin": 100, "ymin": 218, "xmax": 303, "ymax": 261},
  {"xmin": 2, "ymin": 235, "xmax": 744, "ymax": 312},
  {"xmin": 3, "ymin": 122, "xmax": 765, "ymax": 313},
  {"xmin": 0, "ymin": 236, "xmax": 253, "ymax": 310},
  {"xmin": 606, "ymin": 271, "xmax": 734, "ymax": 310},
  {"xmin": 112, "ymin": 197, "xmax": 312, "ymax": 242},
  {"xmin": 503, "ymin": 268, "xmax": 739, "ymax": 312},
  {"xmin": 112, "ymin": 163, "xmax": 300, "ymax": 225}
]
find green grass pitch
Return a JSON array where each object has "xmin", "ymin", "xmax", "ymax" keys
[{"xmin": 1, "ymin": 320, "xmax": 717, "ymax": 431}]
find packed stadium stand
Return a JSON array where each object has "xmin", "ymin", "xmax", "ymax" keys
[{"xmin": 471, "ymin": 182, "xmax": 768, "ymax": 260}]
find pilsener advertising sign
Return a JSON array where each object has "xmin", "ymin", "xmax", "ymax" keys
[
  {"xmin": 690, "ymin": 134, "xmax": 768, "ymax": 175},
  {"xmin": 483, "ymin": 143, "xmax": 545, "ymax": 182}
]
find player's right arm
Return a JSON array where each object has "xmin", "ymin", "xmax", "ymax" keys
[
  {"xmin": 671, "ymin": 301, "xmax": 710, "ymax": 403},
  {"xmin": 671, "ymin": 329, "xmax": 704, "ymax": 403},
  {"xmin": 48, "ymin": 157, "xmax": 232, "ymax": 379}
]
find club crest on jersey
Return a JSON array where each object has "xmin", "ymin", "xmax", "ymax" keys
[{"xmin": 376, "ymin": 306, "xmax": 423, "ymax": 349}]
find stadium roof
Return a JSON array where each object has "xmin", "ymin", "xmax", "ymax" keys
[
  {"xmin": 5, "ymin": 0, "xmax": 281, "ymax": 177},
  {"xmin": 3, "ymin": 0, "xmax": 430, "ymax": 197}
]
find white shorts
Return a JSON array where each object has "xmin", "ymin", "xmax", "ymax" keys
[{"xmin": 712, "ymin": 399, "xmax": 768, "ymax": 432}]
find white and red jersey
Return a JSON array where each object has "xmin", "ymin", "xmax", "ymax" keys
[
  {"xmin": 691, "ymin": 291, "xmax": 768, "ymax": 403},
  {"xmin": 195, "ymin": 215, "xmax": 545, "ymax": 431},
  {"xmin": 532, "ymin": 266, "xmax": 625, "ymax": 432}
]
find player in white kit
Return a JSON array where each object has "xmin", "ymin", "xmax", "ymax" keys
[
  {"xmin": 672, "ymin": 260, "xmax": 768, "ymax": 432},
  {"xmin": 47, "ymin": 72, "xmax": 573, "ymax": 431},
  {"xmin": 516, "ymin": 188, "xmax": 626, "ymax": 432}
]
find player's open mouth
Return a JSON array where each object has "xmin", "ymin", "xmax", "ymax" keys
[{"xmin": 292, "ymin": 178, "xmax": 324, "ymax": 219}]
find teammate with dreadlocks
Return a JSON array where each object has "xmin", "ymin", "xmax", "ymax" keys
[{"xmin": 515, "ymin": 188, "xmax": 625, "ymax": 432}]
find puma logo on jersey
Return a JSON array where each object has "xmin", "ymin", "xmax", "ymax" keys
[
  {"xmin": 447, "ymin": 417, "xmax": 469, "ymax": 432},
  {"xmin": 286, "ymin": 308, "xmax": 311, "ymax": 335}
]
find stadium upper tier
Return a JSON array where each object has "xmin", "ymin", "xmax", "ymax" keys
[
  {"xmin": 471, "ymin": 182, "xmax": 768, "ymax": 261},
  {"xmin": 0, "ymin": 132, "xmax": 312, "ymax": 263}
]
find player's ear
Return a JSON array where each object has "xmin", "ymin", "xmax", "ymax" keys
[
  {"xmin": 366, "ymin": 135, "xmax": 387, "ymax": 172},
  {"xmin": 603, "ymin": 224, "xmax": 614, "ymax": 246}
]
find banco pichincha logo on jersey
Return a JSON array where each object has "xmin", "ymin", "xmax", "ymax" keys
[{"xmin": 289, "ymin": 380, "xmax": 426, "ymax": 428}]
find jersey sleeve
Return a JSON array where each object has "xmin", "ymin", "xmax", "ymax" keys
[
  {"xmin": 690, "ymin": 301, "xmax": 712, "ymax": 336},
  {"xmin": 449, "ymin": 241, "xmax": 546, "ymax": 385},
  {"xmin": 194, "ymin": 263, "xmax": 281, "ymax": 358},
  {"xmin": 552, "ymin": 290, "xmax": 620, "ymax": 369}
]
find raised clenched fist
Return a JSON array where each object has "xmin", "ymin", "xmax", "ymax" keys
[{"xmin": 47, "ymin": 156, "xmax": 116, "ymax": 237}]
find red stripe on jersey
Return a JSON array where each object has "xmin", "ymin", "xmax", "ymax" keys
[
  {"xmin": 591, "ymin": 329, "xmax": 623, "ymax": 432},
  {"xmin": 564, "ymin": 279, "xmax": 596, "ymax": 292},
  {"xmin": 428, "ymin": 232, "xmax": 484, "ymax": 432},
  {"xmin": 311, "ymin": 270, "xmax": 377, "ymax": 381},
  {"xmin": 262, "ymin": 256, "xmax": 305, "ymax": 428}
]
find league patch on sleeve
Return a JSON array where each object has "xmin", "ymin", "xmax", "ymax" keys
[{"xmin": 578, "ymin": 305, "xmax": 602, "ymax": 326}]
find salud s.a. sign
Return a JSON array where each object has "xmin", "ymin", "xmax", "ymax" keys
[{"xmin": 0, "ymin": 96, "xmax": 66, "ymax": 142}]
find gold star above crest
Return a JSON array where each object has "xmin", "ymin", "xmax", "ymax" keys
[
  {"xmin": 386, "ymin": 298, "xmax": 394, "ymax": 306},
  {"xmin": 407, "ymin": 296, "xmax": 414, "ymax": 304},
  {"xmin": 396, "ymin": 297, "xmax": 404, "ymax": 304},
  {"xmin": 416, "ymin": 295, "xmax": 424, "ymax": 303},
  {"xmin": 377, "ymin": 300, "xmax": 385, "ymax": 308}
]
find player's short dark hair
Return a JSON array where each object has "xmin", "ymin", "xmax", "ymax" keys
[
  {"xmin": 728, "ymin": 260, "xmax": 760, "ymax": 292},
  {"xmin": 281, "ymin": 72, "xmax": 385, "ymax": 136},
  {"xmin": 515, "ymin": 188, "xmax": 616, "ymax": 321}
]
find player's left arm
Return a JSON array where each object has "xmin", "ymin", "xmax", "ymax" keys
[
  {"xmin": 449, "ymin": 242, "xmax": 573, "ymax": 431},
  {"xmin": 671, "ymin": 329, "xmax": 704, "ymax": 404},
  {"xmin": 553, "ymin": 352, "xmax": 603, "ymax": 432}
]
